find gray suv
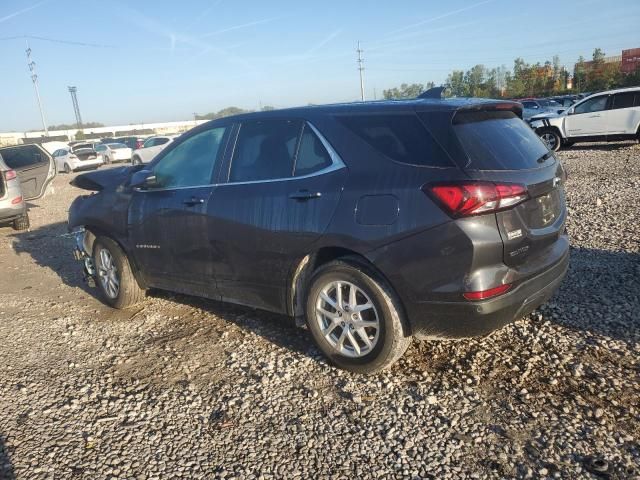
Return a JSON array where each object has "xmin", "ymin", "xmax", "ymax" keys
[{"xmin": 0, "ymin": 144, "xmax": 56, "ymax": 230}]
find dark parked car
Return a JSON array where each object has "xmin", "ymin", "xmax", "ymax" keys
[
  {"xmin": 114, "ymin": 136, "xmax": 145, "ymax": 150},
  {"xmin": 68, "ymin": 97, "xmax": 569, "ymax": 372}
]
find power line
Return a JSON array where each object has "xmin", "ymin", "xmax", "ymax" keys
[
  {"xmin": 26, "ymin": 41, "xmax": 48, "ymax": 136},
  {"xmin": 356, "ymin": 41, "xmax": 365, "ymax": 101}
]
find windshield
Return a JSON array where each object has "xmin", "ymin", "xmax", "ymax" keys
[{"xmin": 453, "ymin": 110, "xmax": 551, "ymax": 170}]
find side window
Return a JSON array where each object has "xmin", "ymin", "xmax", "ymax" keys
[
  {"xmin": 611, "ymin": 92, "xmax": 635, "ymax": 110},
  {"xmin": 339, "ymin": 114, "xmax": 453, "ymax": 167},
  {"xmin": 153, "ymin": 127, "xmax": 227, "ymax": 189},
  {"xmin": 294, "ymin": 125, "xmax": 332, "ymax": 176},
  {"xmin": 155, "ymin": 138, "xmax": 170, "ymax": 146},
  {"xmin": 0, "ymin": 145, "xmax": 45, "ymax": 169},
  {"xmin": 229, "ymin": 119, "xmax": 301, "ymax": 182},
  {"xmin": 574, "ymin": 96, "xmax": 608, "ymax": 114},
  {"xmin": 143, "ymin": 138, "xmax": 155, "ymax": 148},
  {"xmin": 522, "ymin": 102, "xmax": 537, "ymax": 109}
]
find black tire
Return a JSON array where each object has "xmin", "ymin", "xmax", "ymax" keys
[
  {"xmin": 538, "ymin": 128, "xmax": 562, "ymax": 152},
  {"xmin": 12, "ymin": 213, "xmax": 30, "ymax": 231},
  {"xmin": 132, "ymin": 156, "xmax": 140, "ymax": 166},
  {"xmin": 104, "ymin": 155, "xmax": 111, "ymax": 165},
  {"xmin": 92, "ymin": 236, "xmax": 145, "ymax": 309},
  {"xmin": 305, "ymin": 259, "xmax": 411, "ymax": 374},
  {"xmin": 64, "ymin": 163, "xmax": 72, "ymax": 174}
]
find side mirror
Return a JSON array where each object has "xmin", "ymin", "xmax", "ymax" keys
[
  {"xmin": 130, "ymin": 169, "xmax": 159, "ymax": 189},
  {"xmin": 567, "ymin": 107, "xmax": 574, "ymax": 115}
]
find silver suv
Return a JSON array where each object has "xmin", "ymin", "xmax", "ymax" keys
[{"xmin": 0, "ymin": 144, "xmax": 56, "ymax": 230}]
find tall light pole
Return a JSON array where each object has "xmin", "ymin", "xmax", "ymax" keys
[
  {"xmin": 68, "ymin": 86, "xmax": 83, "ymax": 129},
  {"xmin": 26, "ymin": 41, "xmax": 48, "ymax": 136},
  {"xmin": 356, "ymin": 41, "xmax": 365, "ymax": 102}
]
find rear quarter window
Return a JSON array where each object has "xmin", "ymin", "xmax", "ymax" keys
[
  {"xmin": 452, "ymin": 110, "xmax": 550, "ymax": 170},
  {"xmin": 337, "ymin": 114, "xmax": 453, "ymax": 167}
]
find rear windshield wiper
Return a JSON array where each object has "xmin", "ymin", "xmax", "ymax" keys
[{"xmin": 536, "ymin": 152, "xmax": 553, "ymax": 164}]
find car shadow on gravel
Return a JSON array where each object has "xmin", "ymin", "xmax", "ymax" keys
[
  {"xmin": 0, "ymin": 434, "xmax": 15, "ymax": 480},
  {"xmin": 10, "ymin": 221, "xmax": 93, "ymax": 294},
  {"xmin": 147, "ymin": 289, "xmax": 313, "ymax": 358},
  {"xmin": 543, "ymin": 246, "xmax": 640, "ymax": 344}
]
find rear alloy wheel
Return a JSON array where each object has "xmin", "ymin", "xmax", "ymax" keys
[
  {"xmin": 539, "ymin": 128, "xmax": 562, "ymax": 152},
  {"xmin": 93, "ymin": 236, "xmax": 145, "ymax": 309},
  {"xmin": 305, "ymin": 259, "xmax": 411, "ymax": 373},
  {"xmin": 12, "ymin": 213, "xmax": 30, "ymax": 231},
  {"xmin": 64, "ymin": 163, "xmax": 72, "ymax": 174}
]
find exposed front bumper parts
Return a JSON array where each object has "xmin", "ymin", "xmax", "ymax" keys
[{"xmin": 72, "ymin": 229, "xmax": 96, "ymax": 286}]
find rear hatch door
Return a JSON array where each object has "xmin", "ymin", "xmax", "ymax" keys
[
  {"xmin": 449, "ymin": 107, "xmax": 567, "ymax": 267},
  {"xmin": 0, "ymin": 144, "xmax": 56, "ymax": 200}
]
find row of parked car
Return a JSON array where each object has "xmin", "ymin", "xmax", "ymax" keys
[
  {"xmin": 523, "ymin": 86, "xmax": 640, "ymax": 151},
  {"xmin": 0, "ymin": 134, "xmax": 178, "ymax": 230},
  {"xmin": 46, "ymin": 134, "xmax": 179, "ymax": 174}
]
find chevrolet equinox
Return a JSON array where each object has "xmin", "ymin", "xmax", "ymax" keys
[{"xmin": 68, "ymin": 95, "xmax": 569, "ymax": 373}]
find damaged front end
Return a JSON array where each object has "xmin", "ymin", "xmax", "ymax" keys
[
  {"xmin": 71, "ymin": 227, "xmax": 96, "ymax": 287},
  {"xmin": 68, "ymin": 166, "xmax": 136, "ymax": 288}
]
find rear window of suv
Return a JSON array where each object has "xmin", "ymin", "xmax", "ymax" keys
[
  {"xmin": 338, "ymin": 114, "xmax": 453, "ymax": 167},
  {"xmin": 451, "ymin": 110, "xmax": 550, "ymax": 170}
]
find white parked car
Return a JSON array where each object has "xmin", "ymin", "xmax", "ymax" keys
[
  {"xmin": 52, "ymin": 145, "xmax": 103, "ymax": 173},
  {"xmin": 529, "ymin": 87, "xmax": 640, "ymax": 151},
  {"xmin": 95, "ymin": 143, "xmax": 132, "ymax": 164},
  {"xmin": 131, "ymin": 135, "xmax": 176, "ymax": 165}
]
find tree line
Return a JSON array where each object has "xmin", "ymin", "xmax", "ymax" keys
[{"xmin": 383, "ymin": 48, "xmax": 640, "ymax": 100}]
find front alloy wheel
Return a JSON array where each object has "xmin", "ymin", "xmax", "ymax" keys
[
  {"xmin": 97, "ymin": 248, "xmax": 120, "ymax": 299},
  {"xmin": 539, "ymin": 128, "xmax": 561, "ymax": 152},
  {"xmin": 92, "ymin": 236, "xmax": 145, "ymax": 309}
]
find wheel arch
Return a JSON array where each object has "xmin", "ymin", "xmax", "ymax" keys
[
  {"xmin": 83, "ymin": 224, "xmax": 148, "ymax": 289},
  {"xmin": 288, "ymin": 246, "xmax": 411, "ymax": 334}
]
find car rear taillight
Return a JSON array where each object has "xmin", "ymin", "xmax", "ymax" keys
[
  {"xmin": 463, "ymin": 284, "xmax": 511, "ymax": 301},
  {"xmin": 4, "ymin": 169, "xmax": 17, "ymax": 181},
  {"xmin": 11, "ymin": 196, "xmax": 23, "ymax": 205},
  {"xmin": 424, "ymin": 182, "xmax": 528, "ymax": 217},
  {"xmin": 135, "ymin": 140, "xmax": 143, "ymax": 149}
]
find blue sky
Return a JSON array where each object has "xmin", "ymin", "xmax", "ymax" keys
[{"xmin": 1, "ymin": 0, "xmax": 639, "ymax": 131}]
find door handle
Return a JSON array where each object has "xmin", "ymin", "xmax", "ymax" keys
[
  {"xmin": 289, "ymin": 190, "xmax": 322, "ymax": 201},
  {"xmin": 588, "ymin": 115, "xmax": 601, "ymax": 118},
  {"xmin": 183, "ymin": 197, "xmax": 205, "ymax": 206}
]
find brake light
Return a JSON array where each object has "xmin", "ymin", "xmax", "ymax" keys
[
  {"xmin": 463, "ymin": 284, "xmax": 511, "ymax": 301},
  {"xmin": 11, "ymin": 196, "xmax": 23, "ymax": 205},
  {"xmin": 425, "ymin": 182, "xmax": 528, "ymax": 217},
  {"xmin": 4, "ymin": 169, "xmax": 17, "ymax": 181},
  {"xmin": 135, "ymin": 140, "xmax": 143, "ymax": 149}
]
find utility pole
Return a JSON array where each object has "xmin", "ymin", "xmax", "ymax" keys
[
  {"xmin": 193, "ymin": 112, "xmax": 198, "ymax": 127},
  {"xmin": 68, "ymin": 86, "xmax": 83, "ymax": 129},
  {"xmin": 356, "ymin": 41, "xmax": 365, "ymax": 101},
  {"xmin": 26, "ymin": 41, "xmax": 48, "ymax": 136}
]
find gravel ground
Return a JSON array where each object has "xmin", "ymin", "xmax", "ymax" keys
[{"xmin": 0, "ymin": 144, "xmax": 638, "ymax": 480}]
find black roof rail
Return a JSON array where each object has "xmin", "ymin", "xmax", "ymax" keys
[{"xmin": 417, "ymin": 86, "xmax": 446, "ymax": 99}]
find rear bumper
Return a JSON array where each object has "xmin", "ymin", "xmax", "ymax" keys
[
  {"xmin": 72, "ymin": 158, "xmax": 103, "ymax": 171},
  {"xmin": 406, "ymin": 249, "xmax": 569, "ymax": 339},
  {"xmin": 0, "ymin": 202, "xmax": 26, "ymax": 223}
]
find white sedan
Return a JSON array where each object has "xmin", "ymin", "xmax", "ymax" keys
[
  {"xmin": 95, "ymin": 143, "xmax": 132, "ymax": 164},
  {"xmin": 52, "ymin": 146, "xmax": 103, "ymax": 173},
  {"xmin": 131, "ymin": 135, "xmax": 176, "ymax": 165}
]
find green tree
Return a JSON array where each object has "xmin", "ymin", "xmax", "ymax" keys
[
  {"xmin": 75, "ymin": 130, "xmax": 86, "ymax": 140},
  {"xmin": 445, "ymin": 70, "xmax": 468, "ymax": 97},
  {"xmin": 382, "ymin": 83, "xmax": 425, "ymax": 99}
]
